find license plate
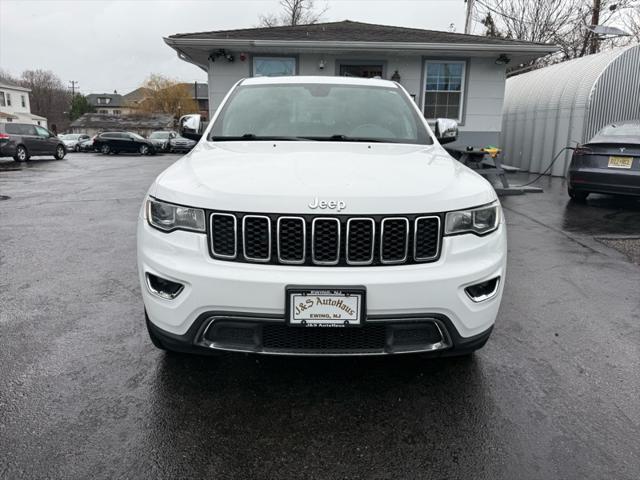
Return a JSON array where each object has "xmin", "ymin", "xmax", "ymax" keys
[
  {"xmin": 608, "ymin": 156, "xmax": 633, "ymax": 169},
  {"xmin": 286, "ymin": 287, "xmax": 365, "ymax": 327}
]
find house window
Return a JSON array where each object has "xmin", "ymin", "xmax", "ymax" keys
[
  {"xmin": 97, "ymin": 97, "xmax": 111, "ymax": 105},
  {"xmin": 253, "ymin": 57, "xmax": 296, "ymax": 77},
  {"xmin": 6, "ymin": 93, "xmax": 11, "ymax": 106},
  {"xmin": 423, "ymin": 61, "xmax": 466, "ymax": 122},
  {"xmin": 21, "ymin": 95, "xmax": 26, "ymax": 108},
  {"xmin": 0, "ymin": 92, "xmax": 5, "ymax": 107},
  {"xmin": 112, "ymin": 110, "xmax": 121, "ymax": 115}
]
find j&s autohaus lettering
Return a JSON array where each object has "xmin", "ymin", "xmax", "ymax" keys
[{"xmin": 295, "ymin": 297, "xmax": 356, "ymax": 317}]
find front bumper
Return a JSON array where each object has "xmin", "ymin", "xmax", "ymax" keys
[
  {"xmin": 169, "ymin": 144, "xmax": 194, "ymax": 152},
  {"xmin": 138, "ymin": 213, "xmax": 506, "ymax": 355},
  {"xmin": 147, "ymin": 310, "xmax": 493, "ymax": 356}
]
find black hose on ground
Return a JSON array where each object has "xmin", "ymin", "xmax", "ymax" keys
[{"xmin": 511, "ymin": 146, "xmax": 576, "ymax": 187}]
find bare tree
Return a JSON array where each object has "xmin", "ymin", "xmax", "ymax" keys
[
  {"xmin": 619, "ymin": 6, "xmax": 640, "ymax": 43},
  {"xmin": 19, "ymin": 70, "xmax": 71, "ymax": 131},
  {"xmin": 138, "ymin": 74, "xmax": 198, "ymax": 118},
  {"xmin": 475, "ymin": 0, "xmax": 640, "ymax": 70},
  {"xmin": 0, "ymin": 69, "xmax": 20, "ymax": 85},
  {"xmin": 258, "ymin": 0, "xmax": 328, "ymax": 27}
]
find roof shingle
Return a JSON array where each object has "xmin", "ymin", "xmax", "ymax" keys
[{"xmin": 169, "ymin": 20, "xmax": 548, "ymax": 47}]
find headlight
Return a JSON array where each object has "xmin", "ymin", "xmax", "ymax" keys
[
  {"xmin": 146, "ymin": 198, "xmax": 205, "ymax": 233},
  {"xmin": 445, "ymin": 201, "xmax": 501, "ymax": 236}
]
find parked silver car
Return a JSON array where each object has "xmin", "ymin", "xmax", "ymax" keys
[
  {"xmin": 148, "ymin": 131, "xmax": 197, "ymax": 153},
  {"xmin": 60, "ymin": 133, "xmax": 91, "ymax": 152}
]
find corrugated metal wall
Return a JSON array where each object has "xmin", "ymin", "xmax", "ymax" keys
[
  {"xmin": 501, "ymin": 44, "xmax": 639, "ymax": 176},
  {"xmin": 585, "ymin": 45, "xmax": 640, "ymax": 140}
]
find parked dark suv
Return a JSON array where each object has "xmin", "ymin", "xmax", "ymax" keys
[
  {"xmin": 0, "ymin": 123, "xmax": 66, "ymax": 161},
  {"xmin": 93, "ymin": 132, "xmax": 156, "ymax": 155}
]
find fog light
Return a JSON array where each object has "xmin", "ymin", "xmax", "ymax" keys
[
  {"xmin": 465, "ymin": 277, "xmax": 500, "ymax": 302},
  {"xmin": 145, "ymin": 273, "xmax": 184, "ymax": 300}
]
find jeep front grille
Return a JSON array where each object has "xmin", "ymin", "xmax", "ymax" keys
[{"xmin": 208, "ymin": 211, "xmax": 441, "ymax": 267}]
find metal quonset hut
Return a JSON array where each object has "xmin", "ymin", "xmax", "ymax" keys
[{"xmin": 501, "ymin": 44, "xmax": 640, "ymax": 176}]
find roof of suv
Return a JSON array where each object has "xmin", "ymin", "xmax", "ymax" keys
[{"xmin": 240, "ymin": 76, "xmax": 398, "ymax": 88}]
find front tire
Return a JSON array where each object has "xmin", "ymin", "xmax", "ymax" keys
[
  {"xmin": 13, "ymin": 145, "xmax": 29, "ymax": 162},
  {"xmin": 100, "ymin": 144, "xmax": 111, "ymax": 155},
  {"xmin": 74, "ymin": 144, "xmax": 81, "ymax": 152},
  {"xmin": 568, "ymin": 187, "xmax": 589, "ymax": 203},
  {"xmin": 54, "ymin": 145, "xmax": 66, "ymax": 160},
  {"xmin": 139, "ymin": 144, "xmax": 150, "ymax": 156}
]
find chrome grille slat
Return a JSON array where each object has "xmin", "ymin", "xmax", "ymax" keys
[
  {"xmin": 210, "ymin": 213, "xmax": 237, "ymax": 259},
  {"xmin": 414, "ymin": 216, "xmax": 441, "ymax": 261},
  {"xmin": 380, "ymin": 217, "xmax": 409, "ymax": 264},
  {"xmin": 277, "ymin": 216, "xmax": 306, "ymax": 264},
  {"xmin": 311, "ymin": 217, "xmax": 341, "ymax": 265},
  {"xmin": 346, "ymin": 218, "xmax": 375, "ymax": 265},
  {"xmin": 242, "ymin": 215, "xmax": 271, "ymax": 262}
]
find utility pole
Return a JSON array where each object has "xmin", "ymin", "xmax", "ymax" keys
[
  {"xmin": 69, "ymin": 80, "xmax": 79, "ymax": 97},
  {"xmin": 590, "ymin": 0, "xmax": 602, "ymax": 54},
  {"xmin": 464, "ymin": 0, "xmax": 475, "ymax": 34}
]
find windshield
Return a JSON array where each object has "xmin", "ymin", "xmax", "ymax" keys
[
  {"xmin": 130, "ymin": 133, "xmax": 145, "ymax": 141},
  {"xmin": 149, "ymin": 132, "xmax": 170, "ymax": 139},
  {"xmin": 210, "ymin": 83, "xmax": 431, "ymax": 144},
  {"xmin": 590, "ymin": 122, "xmax": 640, "ymax": 144},
  {"xmin": 596, "ymin": 122, "xmax": 640, "ymax": 137},
  {"xmin": 64, "ymin": 134, "xmax": 81, "ymax": 140}
]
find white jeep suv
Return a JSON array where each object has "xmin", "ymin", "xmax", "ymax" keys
[{"xmin": 137, "ymin": 76, "xmax": 506, "ymax": 357}]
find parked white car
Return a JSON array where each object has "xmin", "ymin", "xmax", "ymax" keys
[{"xmin": 137, "ymin": 76, "xmax": 506, "ymax": 357}]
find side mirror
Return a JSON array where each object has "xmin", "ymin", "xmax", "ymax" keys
[
  {"xmin": 434, "ymin": 118, "xmax": 458, "ymax": 145},
  {"xmin": 179, "ymin": 114, "xmax": 203, "ymax": 142}
]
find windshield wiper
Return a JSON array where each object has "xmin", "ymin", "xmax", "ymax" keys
[
  {"xmin": 212, "ymin": 134, "xmax": 312, "ymax": 141},
  {"xmin": 323, "ymin": 134, "xmax": 389, "ymax": 143}
]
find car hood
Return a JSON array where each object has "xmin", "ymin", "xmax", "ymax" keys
[{"xmin": 152, "ymin": 141, "xmax": 496, "ymax": 214}]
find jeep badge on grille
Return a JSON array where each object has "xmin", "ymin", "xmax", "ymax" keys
[{"xmin": 308, "ymin": 197, "xmax": 346, "ymax": 212}]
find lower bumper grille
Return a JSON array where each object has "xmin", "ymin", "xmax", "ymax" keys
[
  {"xmin": 199, "ymin": 319, "xmax": 450, "ymax": 355},
  {"xmin": 263, "ymin": 324, "xmax": 387, "ymax": 352}
]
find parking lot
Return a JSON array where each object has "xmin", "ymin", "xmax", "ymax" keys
[{"xmin": 1, "ymin": 152, "xmax": 639, "ymax": 479}]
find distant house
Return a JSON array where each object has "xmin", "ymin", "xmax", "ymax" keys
[
  {"xmin": 122, "ymin": 87, "xmax": 151, "ymax": 108},
  {"xmin": 86, "ymin": 92, "xmax": 137, "ymax": 115},
  {"xmin": 0, "ymin": 81, "xmax": 48, "ymax": 127},
  {"xmin": 69, "ymin": 113, "xmax": 174, "ymax": 136},
  {"xmin": 121, "ymin": 83, "xmax": 209, "ymax": 119},
  {"xmin": 164, "ymin": 20, "xmax": 556, "ymax": 146}
]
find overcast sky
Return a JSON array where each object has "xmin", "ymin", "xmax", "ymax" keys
[{"xmin": 0, "ymin": 0, "xmax": 466, "ymax": 95}]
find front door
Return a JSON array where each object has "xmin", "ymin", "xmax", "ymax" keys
[
  {"xmin": 339, "ymin": 64, "xmax": 384, "ymax": 78},
  {"xmin": 35, "ymin": 126, "xmax": 57, "ymax": 154},
  {"xmin": 20, "ymin": 124, "xmax": 42, "ymax": 154}
]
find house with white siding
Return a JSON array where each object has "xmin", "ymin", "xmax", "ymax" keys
[
  {"xmin": 0, "ymin": 81, "xmax": 47, "ymax": 127},
  {"xmin": 163, "ymin": 20, "xmax": 556, "ymax": 147}
]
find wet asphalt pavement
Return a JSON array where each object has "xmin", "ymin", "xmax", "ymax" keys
[{"xmin": 1, "ymin": 153, "xmax": 639, "ymax": 480}]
